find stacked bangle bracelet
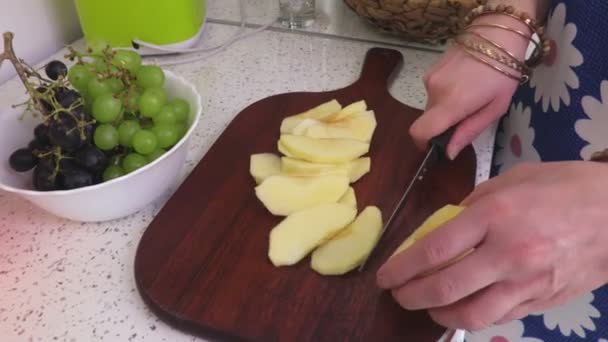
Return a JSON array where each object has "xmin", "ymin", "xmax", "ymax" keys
[{"xmin": 453, "ymin": 3, "xmax": 551, "ymax": 83}]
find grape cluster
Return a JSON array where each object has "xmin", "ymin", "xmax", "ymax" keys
[{"xmin": 8, "ymin": 46, "xmax": 190, "ymax": 191}]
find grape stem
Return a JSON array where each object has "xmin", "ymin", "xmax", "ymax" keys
[{"xmin": 0, "ymin": 32, "xmax": 47, "ymax": 114}]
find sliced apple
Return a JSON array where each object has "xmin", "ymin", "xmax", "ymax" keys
[
  {"xmin": 250, "ymin": 153, "xmax": 281, "ymax": 184},
  {"xmin": 348, "ymin": 157, "xmax": 371, "ymax": 182},
  {"xmin": 279, "ymin": 135, "xmax": 369, "ymax": 163},
  {"xmin": 255, "ymin": 173, "xmax": 350, "ymax": 216},
  {"xmin": 311, "ymin": 206, "xmax": 383, "ymax": 275},
  {"xmin": 338, "ymin": 187, "xmax": 357, "ymax": 209},
  {"xmin": 268, "ymin": 203, "xmax": 357, "ymax": 266},
  {"xmin": 280, "ymin": 99, "xmax": 342, "ymax": 133},
  {"xmin": 391, "ymin": 204, "xmax": 466, "ymax": 258},
  {"xmin": 326, "ymin": 100, "xmax": 367, "ymax": 122},
  {"xmin": 301, "ymin": 111, "xmax": 377, "ymax": 142},
  {"xmin": 281, "ymin": 157, "xmax": 370, "ymax": 183},
  {"xmin": 291, "ymin": 118, "xmax": 321, "ymax": 135}
]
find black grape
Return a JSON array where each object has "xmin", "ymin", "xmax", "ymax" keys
[
  {"xmin": 28, "ymin": 139, "xmax": 47, "ymax": 154},
  {"xmin": 55, "ymin": 87, "xmax": 82, "ymax": 109},
  {"xmin": 9, "ymin": 148, "xmax": 38, "ymax": 172},
  {"xmin": 45, "ymin": 60, "xmax": 68, "ymax": 80},
  {"xmin": 33, "ymin": 166, "xmax": 58, "ymax": 191},
  {"xmin": 48, "ymin": 112, "xmax": 88, "ymax": 151},
  {"xmin": 74, "ymin": 145, "xmax": 108, "ymax": 173},
  {"xmin": 34, "ymin": 123, "xmax": 50, "ymax": 145},
  {"xmin": 59, "ymin": 167, "xmax": 94, "ymax": 190}
]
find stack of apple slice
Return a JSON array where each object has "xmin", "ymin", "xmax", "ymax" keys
[{"xmin": 249, "ymin": 99, "xmax": 385, "ymax": 275}]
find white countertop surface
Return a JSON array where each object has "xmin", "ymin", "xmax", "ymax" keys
[{"xmin": 0, "ymin": 6, "xmax": 495, "ymax": 341}]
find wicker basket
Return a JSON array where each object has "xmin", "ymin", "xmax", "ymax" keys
[{"xmin": 344, "ymin": 0, "xmax": 487, "ymax": 45}]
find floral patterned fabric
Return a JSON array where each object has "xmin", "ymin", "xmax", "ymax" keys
[{"xmin": 466, "ymin": 1, "xmax": 608, "ymax": 341}]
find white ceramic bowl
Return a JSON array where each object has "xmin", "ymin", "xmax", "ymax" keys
[{"xmin": 0, "ymin": 70, "xmax": 202, "ymax": 222}]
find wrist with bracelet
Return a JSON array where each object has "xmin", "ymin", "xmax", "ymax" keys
[{"xmin": 452, "ymin": 3, "xmax": 552, "ymax": 83}]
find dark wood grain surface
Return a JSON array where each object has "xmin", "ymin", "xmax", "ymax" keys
[{"xmin": 134, "ymin": 47, "xmax": 477, "ymax": 342}]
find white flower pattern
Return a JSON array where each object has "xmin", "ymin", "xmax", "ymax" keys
[
  {"xmin": 575, "ymin": 80, "xmax": 608, "ymax": 160},
  {"xmin": 530, "ymin": 292, "xmax": 600, "ymax": 338},
  {"xmin": 493, "ymin": 102, "xmax": 541, "ymax": 173},
  {"xmin": 466, "ymin": 320, "xmax": 544, "ymax": 342},
  {"xmin": 529, "ymin": 3, "xmax": 583, "ymax": 112}
]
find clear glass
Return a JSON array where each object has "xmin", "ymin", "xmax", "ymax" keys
[{"xmin": 278, "ymin": 0, "xmax": 316, "ymax": 28}]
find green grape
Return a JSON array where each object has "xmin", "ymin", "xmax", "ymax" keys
[
  {"xmin": 107, "ymin": 78, "xmax": 124, "ymax": 93},
  {"xmin": 112, "ymin": 50, "xmax": 141, "ymax": 73},
  {"xmin": 87, "ymin": 77, "xmax": 112, "ymax": 98},
  {"xmin": 102, "ymin": 165, "xmax": 125, "ymax": 181},
  {"xmin": 154, "ymin": 105, "xmax": 177, "ymax": 125},
  {"xmin": 94, "ymin": 124, "xmax": 119, "ymax": 151},
  {"xmin": 168, "ymin": 98, "xmax": 190, "ymax": 122},
  {"xmin": 122, "ymin": 153, "xmax": 148, "ymax": 173},
  {"xmin": 118, "ymin": 120, "xmax": 141, "ymax": 147},
  {"xmin": 147, "ymin": 87, "xmax": 167, "ymax": 104},
  {"xmin": 146, "ymin": 148, "xmax": 166, "ymax": 162},
  {"xmin": 124, "ymin": 89, "xmax": 141, "ymax": 111},
  {"xmin": 176, "ymin": 122, "xmax": 188, "ymax": 139},
  {"xmin": 137, "ymin": 88, "xmax": 166, "ymax": 118},
  {"xmin": 67, "ymin": 64, "xmax": 94, "ymax": 91},
  {"xmin": 92, "ymin": 93, "xmax": 122, "ymax": 123},
  {"xmin": 135, "ymin": 65, "xmax": 165, "ymax": 89},
  {"xmin": 152, "ymin": 124, "xmax": 179, "ymax": 148},
  {"xmin": 87, "ymin": 39, "xmax": 109, "ymax": 54},
  {"xmin": 132, "ymin": 130, "xmax": 158, "ymax": 155}
]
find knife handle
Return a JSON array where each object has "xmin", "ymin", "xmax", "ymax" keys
[{"xmin": 429, "ymin": 125, "xmax": 457, "ymax": 160}]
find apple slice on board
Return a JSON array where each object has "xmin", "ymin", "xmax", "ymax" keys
[
  {"xmin": 311, "ymin": 206, "xmax": 383, "ymax": 275},
  {"xmin": 268, "ymin": 203, "xmax": 357, "ymax": 266},
  {"xmin": 279, "ymin": 134, "xmax": 369, "ymax": 163},
  {"xmin": 255, "ymin": 173, "xmax": 350, "ymax": 216}
]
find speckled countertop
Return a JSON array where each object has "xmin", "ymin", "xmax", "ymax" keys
[{"xmin": 0, "ymin": 11, "xmax": 496, "ymax": 342}]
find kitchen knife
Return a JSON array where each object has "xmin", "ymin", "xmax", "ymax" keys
[{"xmin": 358, "ymin": 125, "xmax": 456, "ymax": 272}]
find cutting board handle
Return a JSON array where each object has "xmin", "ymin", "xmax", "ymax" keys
[{"xmin": 355, "ymin": 47, "xmax": 404, "ymax": 89}]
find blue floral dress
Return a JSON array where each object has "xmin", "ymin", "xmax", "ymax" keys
[{"xmin": 466, "ymin": 1, "xmax": 608, "ymax": 341}]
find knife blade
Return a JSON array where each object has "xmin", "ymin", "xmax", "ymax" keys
[{"xmin": 357, "ymin": 125, "xmax": 456, "ymax": 272}]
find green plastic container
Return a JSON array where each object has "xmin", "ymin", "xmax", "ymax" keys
[{"xmin": 74, "ymin": 0, "xmax": 206, "ymax": 48}]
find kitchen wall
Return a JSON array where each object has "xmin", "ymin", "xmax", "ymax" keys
[{"xmin": 0, "ymin": 0, "xmax": 83, "ymax": 84}]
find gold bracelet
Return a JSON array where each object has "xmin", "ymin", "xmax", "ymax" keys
[
  {"xmin": 464, "ymin": 23, "xmax": 544, "ymax": 67},
  {"xmin": 452, "ymin": 39, "xmax": 527, "ymax": 83},
  {"xmin": 461, "ymin": 30, "xmax": 530, "ymax": 75},
  {"xmin": 460, "ymin": 4, "xmax": 551, "ymax": 67}
]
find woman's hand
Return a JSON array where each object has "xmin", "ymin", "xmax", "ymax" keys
[
  {"xmin": 375, "ymin": 161, "xmax": 608, "ymax": 331},
  {"xmin": 410, "ymin": 16, "xmax": 533, "ymax": 159}
]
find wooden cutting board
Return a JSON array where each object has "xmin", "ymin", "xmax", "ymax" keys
[{"xmin": 134, "ymin": 47, "xmax": 477, "ymax": 342}]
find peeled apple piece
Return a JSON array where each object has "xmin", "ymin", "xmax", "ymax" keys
[
  {"xmin": 280, "ymin": 99, "xmax": 342, "ymax": 133},
  {"xmin": 391, "ymin": 204, "xmax": 465, "ymax": 257},
  {"xmin": 250, "ymin": 153, "xmax": 281, "ymax": 184},
  {"xmin": 301, "ymin": 111, "xmax": 377, "ymax": 142},
  {"xmin": 255, "ymin": 173, "xmax": 350, "ymax": 216},
  {"xmin": 390, "ymin": 204, "xmax": 470, "ymax": 275},
  {"xmin": 268, "ymin": 203, "xmax": 357, "ymax": 266},
  {"xmin": 280, "ymin": 157, "xmax": 370, "ymax": 183},
  {"xmin": 311, "ymin": 206, "xmax": 383, "ymax": 275},
  {"xmin": 338, "ymin": 187, "xmax": 357, "ymax": 209},
  {"xmin": 326, "ymin": 100, "xmax": 367, "ymax": 122},
  {"xmin": 279, "ymin": 134, "xmax": 369, "ymax": 163}
]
